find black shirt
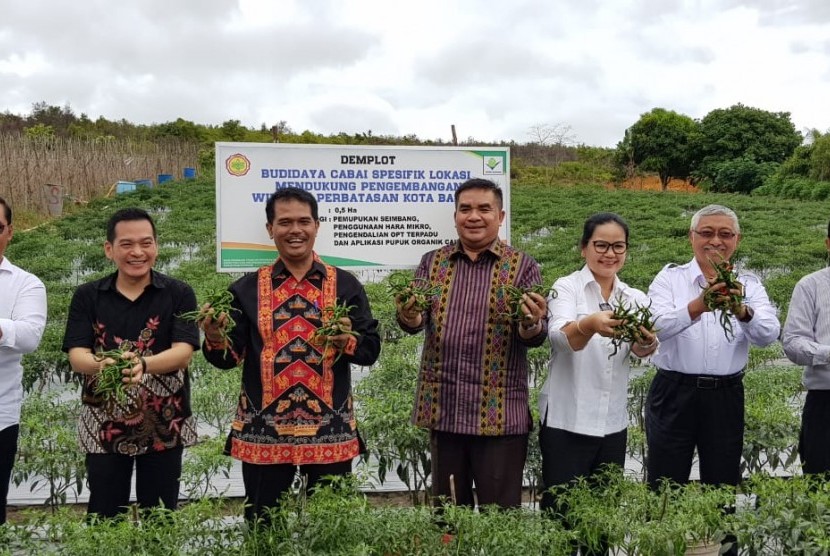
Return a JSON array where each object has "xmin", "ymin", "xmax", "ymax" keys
[{"xmin": 62, "ymin": 270, "xmax": 199, "ymax": 455}]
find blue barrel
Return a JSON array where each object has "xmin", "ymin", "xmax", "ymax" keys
[
  {"xmin": 183, "ymin": 167, "xmax": 196, "ymax": 179},
  {"xmin": 116, "ymin": 181, "xmax": 136, "ymax": 194},
  {"xmin": 135, "ymin": 179, "xmax": 153, "ymax": 188},
  {"xmin": 158, "ymin": 174, "xmax": 173, "ymax": 184}
]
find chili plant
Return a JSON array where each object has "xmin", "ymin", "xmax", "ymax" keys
[
  {"xmin": 180, "ymin": 436, "xmax": 233, "ymax": 499},
  {"xmin": 314, "ymin": 302, "xmax": 360, "ymax": 362},
  {"xmin": 608, "ymin": 297, "xmax": 657, "ymax": 357},
  {"xmin": 179, "ymin": 289, "xmax": 236, "ymax": 355},
  {"xmin": 703, "ymin": 255, "xmax": 743, "ymax": 341},
  {"xmin": 386, "ymin": 271, "xmax": 442, "ymax": 311},
  {"xmin": 92, "ymin": 349, "xmax": 137, "ymax": 405},
  {"xmin": 14, "ymin": 388, "xmax": 85, "ymax": 512},
  {"xmin": 499, "ymin": 283, "xmax": 555, "ymax": 321},
  {"xmin": 354, "ymin": 336, "xmax": 431, "ymax": 506}
]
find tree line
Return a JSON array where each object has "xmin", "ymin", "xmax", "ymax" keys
[
  {"xmin": 1, "ymin": 102, "xmax": 590, "ymax": 177},
  {"xmin": 1, "ymin": 102, "xmax": 582, "ymax": 151},
  {"xmin": 5, "ymin": 101, "xmax": 829, "ymax": 200},
  {"xmin": 616, "ymin": 103, "xmax": 830, "ymax": 197}
]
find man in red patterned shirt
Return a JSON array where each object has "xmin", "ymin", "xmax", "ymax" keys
[{"xmin": 202, "ymin": 187, "xmax": 380, "ymax": 523}]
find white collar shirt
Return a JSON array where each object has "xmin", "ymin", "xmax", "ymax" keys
[
  {"xmin": 782, "ymin": 267, "xmax": 830, "ymax": 390},
  {"xmin": 648, "ymin": 258, "xmax": 780, "ymax": 376},
  {"xmin": 0, "ymin": 257, "xmax": 47, "ymax": 430},
  {"xmin": 539, "ymin": 265, "xmax": 649, "ymax": 437}
]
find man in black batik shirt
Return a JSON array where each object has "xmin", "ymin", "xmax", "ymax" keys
[{"xmin": 63, "ymin": 207, "xmax": 199, "ymax": 518}]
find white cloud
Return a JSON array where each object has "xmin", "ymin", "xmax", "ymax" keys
[{"xmin": 1, "ymin": 0, "xmax": 829, "ymax": 146}]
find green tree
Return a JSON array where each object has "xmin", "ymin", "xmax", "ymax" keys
[
  {"xmin": 809, "ymin": 131, "xmax": 830, "ymax": 181},
  {"xmin": 24, "ymin": 122, "xmax": 56, "ymax": 141},
  {"xmin": 218, "ymin": 119, "xmax": 247, "ymax": 141},
  {"xmin": 151, "ymin": 117, "xmax": 205, "ymax": 141},
  {"xmin": 27, "ymin": 101, "xmax": 77, "ymax": 135},
  {"xmin": 695, "ymin": 103, "xmax": 801, "ymax": 191},
  {"xmin": 710, "ymin": 156, "xmax": 778, "ymax": 194},
  {"xmin": 773, "ymin": 144, "xmax": 812, "ymax": 180},
  {"xmin": 0, "ymin": 109, "xmax": 25, "ymax": 133},
  {"xmin": 615, "ymin": 108, "xmax": 698, "ymax": 191}
]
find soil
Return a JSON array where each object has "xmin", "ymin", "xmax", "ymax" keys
[{"xmin": 613, "ymin": 175, "xmax": 700, "ymax": 193}]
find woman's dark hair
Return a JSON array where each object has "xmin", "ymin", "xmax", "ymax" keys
[
  {"xmin": 580, "ymin": 212, "xmax": 629, "ymax": 247},
  {"xmin": 266, "ymin": 187, "xmax": 318, "ymax": 222}
]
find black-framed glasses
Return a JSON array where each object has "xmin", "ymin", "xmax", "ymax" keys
[
  {"xmin": 693, "ymin": 229, "xmax": 737, "ymax": 241},
  {"xmin": 591, "ymin": 240, "xmax": 628, "ymax": 254}
]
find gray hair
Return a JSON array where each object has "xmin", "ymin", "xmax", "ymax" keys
[{"xmin": 690, "ymin": 204, "xmax": 740, "ymax": 234}]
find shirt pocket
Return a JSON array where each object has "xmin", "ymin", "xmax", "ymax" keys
[{"xmin": 679, "ymin": 321, "xmax": 702, "ymax": 341}]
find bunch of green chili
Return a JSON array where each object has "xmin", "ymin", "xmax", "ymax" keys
[
  {"xmin": 499, "ymin": 283, "xmax": 556, "ymax": 321},
  {"xmin": 608, "ymin": 297, "xmax": 658, "ymax": 358},
  {"xmin": 703, "ymin": 256, "xmax": 744, "ymax": 342},
  {"xmin": 314, "ymin": 303, "xmax": 360, "ymax": 362},
  {"xmin": 179, "ymin": 288, "xmax": 236, "ymax": 356},
  {"xmin": 93, "ymin": 349, "xmax": 137, "ymax": 405},
  {"xmin": 387, "ymin": 271, "xmax": 442, "ymax": 311}
]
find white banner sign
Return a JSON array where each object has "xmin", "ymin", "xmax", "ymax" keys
[{"xmin": 215, "ymin": 143, "xmax": 510, "ymax": 272}]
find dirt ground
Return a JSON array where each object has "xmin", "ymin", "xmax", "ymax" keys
[{"xmin": 613, "ymin": 175, "xmax": 700, "ymax": 192}]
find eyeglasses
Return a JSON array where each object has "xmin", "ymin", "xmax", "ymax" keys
[
  {"xmin": 0, "ymin": 223, "xmax": 6, "ymax": 234},
  {"xmin": 693, "ymin": 229, "xmax": 737, "ymax": 241},
  {"xmin": 591, "ymin": 240, "xmax": 628, "ymax": 254}
]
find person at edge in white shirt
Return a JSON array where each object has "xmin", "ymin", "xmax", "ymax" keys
[
  {"xmin": 539, "ymin": 212, "xmax": 657, "ymax": 555},
  {"xmin": 782, "ymin": 217, "xmax": 830, "ymax": 475},
  {"xmin": 646, "ymin": 204, "xmax": 779, "ymax": 556},
  {"xmin": 0, "ymin": 196, "xmax": 47, "ymax": 525}
]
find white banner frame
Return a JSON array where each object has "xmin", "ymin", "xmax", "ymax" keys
[{"xmin": 215, "ymin": 143, "xmax": 510, "ymax": 272}]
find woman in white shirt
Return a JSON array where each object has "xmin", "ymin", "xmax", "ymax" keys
[{"xmin": 538, "ymin": 213, "xmax": 657, "ymax": 551}]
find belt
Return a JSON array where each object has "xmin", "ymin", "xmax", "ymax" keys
[{"xmin": 657, "ymin": 368, "xmax": 744, "ymax": 389}]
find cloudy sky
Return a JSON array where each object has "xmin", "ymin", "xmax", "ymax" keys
[{"xmin": 1, "ymin": 0, "xmax": 829, "ymax": 147}]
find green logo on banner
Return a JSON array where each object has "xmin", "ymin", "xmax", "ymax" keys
[{"xmin": 472, "ymin": 150, "xmax": 507, "ymax": 175}]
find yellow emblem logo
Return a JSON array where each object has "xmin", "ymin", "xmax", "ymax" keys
[{"xmin": 225, "ymin": 153, "xmax": 251, "ymax": 176}]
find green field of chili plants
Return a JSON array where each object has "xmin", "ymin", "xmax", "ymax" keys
[{"xmin": 4, "ymin": 174, "xmax": 828, "ymax": 554}]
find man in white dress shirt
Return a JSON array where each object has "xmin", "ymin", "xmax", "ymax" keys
[
  {"xmin": 646, "ymin": 204, "xmax": 779, "ymax": 486},
  {"xmin": 0, "ymin": 197, "xmax": 47, "ymax": 524},
  {"xmin": 646, "ymin": 205, "xmax": 779, "ymax": 555},
  {"xmin": 782, "ymin": 218, "xmax": 830, "ymax": 475}
]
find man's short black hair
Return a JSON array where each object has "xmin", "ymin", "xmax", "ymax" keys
[
  {"xmin": 106, "ymin": 208, "xmax": 157, "ymax": 243},
  {"xmin": 266, "ymin": 187, "xmax": 319, "ymax": 222},
  {"xmin": 454, "ymin": 178, "xmax": 503, "ymax": 209},
  {"xmin": 0, "ymin": 196, "xmax": 11, "ymax": 224}
]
